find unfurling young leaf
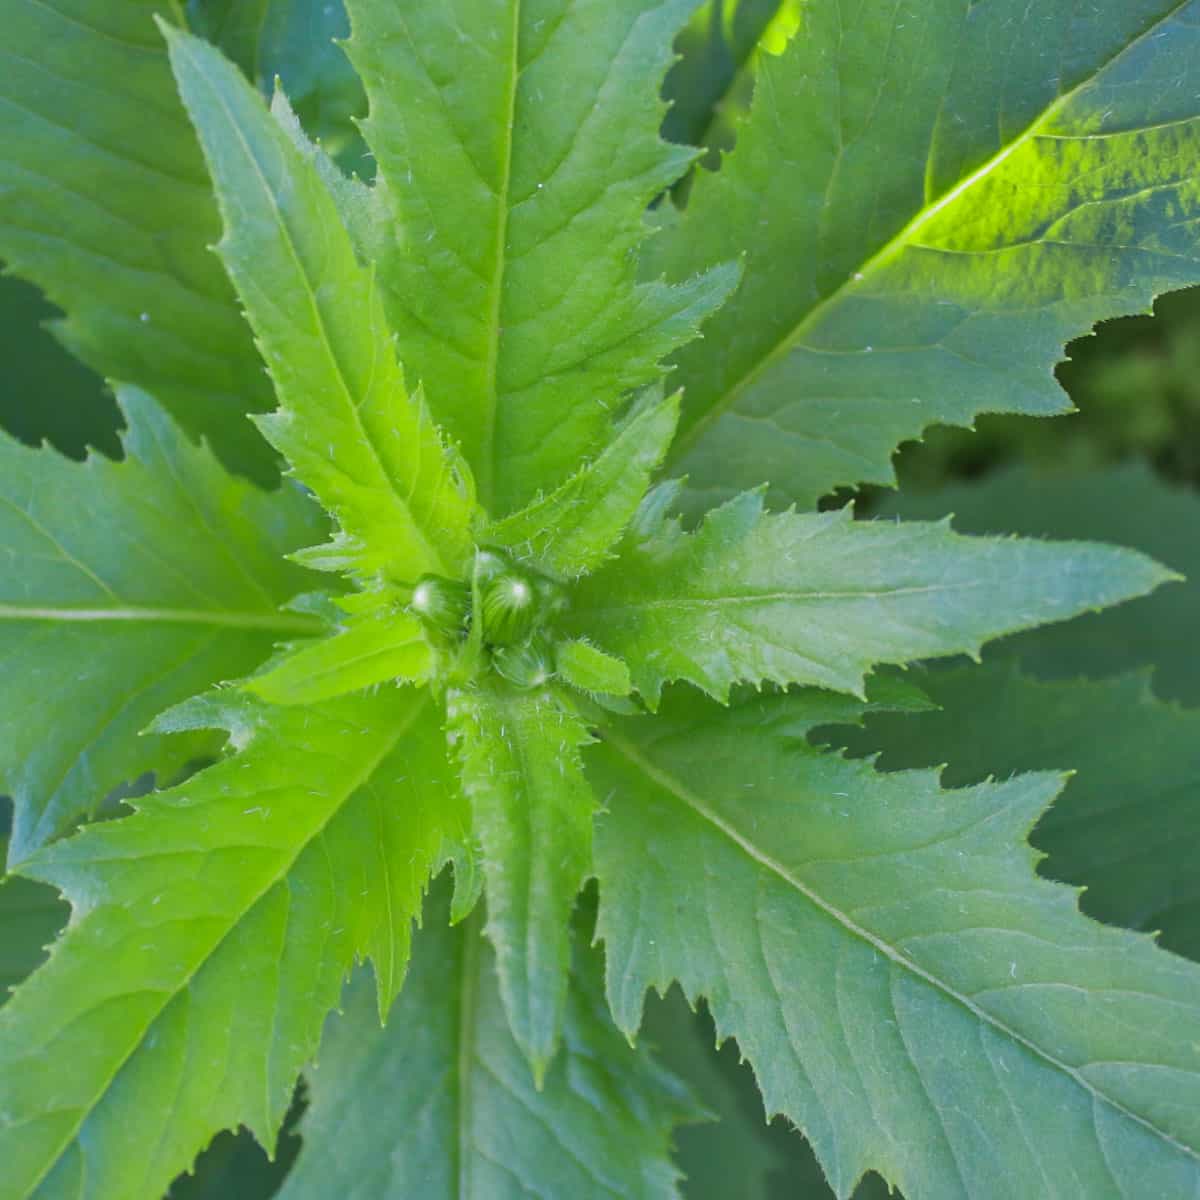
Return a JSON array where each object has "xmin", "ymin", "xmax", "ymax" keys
[{"xmin": 2, "ymin": 2, "xmax": 1200, "ymax": 1197}]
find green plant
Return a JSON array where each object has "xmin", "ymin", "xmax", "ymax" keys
[{"xmin": 1, "ymin": 2, "xmax": 1199, "ymax": 1198}]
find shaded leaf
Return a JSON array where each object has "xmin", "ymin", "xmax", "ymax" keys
[
  {"xmin": 836, "ymin": 665, "xmax": 1200, "ymax": 964},
  {"xmin": 592, "ymin": 687, "xmax": 1200, "ymax": 1198},
  {"xmin": 661, "ymin": 0, "xmax": 800, "ymax": 163},
  {"xmin": 874, "ymin": 463, "xmax": 1200, "ymax": 705}
]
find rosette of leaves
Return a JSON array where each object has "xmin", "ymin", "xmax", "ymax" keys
[{"xmin": 1, "ymin": 2, "xmax": 1200, "ymax": 1198}]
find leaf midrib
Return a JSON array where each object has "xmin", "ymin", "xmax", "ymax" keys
[
  {"xmin": 477, "ymin": 0, "xmax": 522, "ymax": 511},
  {"xmin": 599, "ymin": 722, "xmax": 1200, "ymax": 1165},
  {"xmin": 20, "ymin": 695, "xmax": 430, "ymax": 1199},
  {"xmin": 455, "ymin": 907, "xmax": 483, "ymax": 1198},
  {"xmin": 579, "ymin": 580, "xmax": 983, "ymax": 617},
  {"xmin": 0, "ymin": 603, "xmax": 320, "ymax": 634},
  {"xmin": 667, "ymin": 0, "xmax": 1193, "ymax": 464}
]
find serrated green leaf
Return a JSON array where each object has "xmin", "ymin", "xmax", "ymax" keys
[
  {"xmin": 164, "ymin": 27, "xmax": 474, "ymax": 583},
  {"xmin": 343, "ymin": 0, "xmax": 737, "ymax": 515},
  {"xmin": 876, "ymin": 463, "xmax": 1200, "ymax": 705},
  {"xmin": 838, "ymin": 665, "xmax": 1200, "ymax": 966},
  {"xmin": 0, "ymin": 389, "xmax": 324, "ymax": 867},
  {"xmin": 486, "ymin": 389, "xmax": 681, "ymax": 580},
  {"xmin": 653, "ymin": 1, "xmax": 1200, "ymax": 513},
  {"xmin": 568, "ymin": 488, "xmax": 1172, "ymax": 704},
  {"xmin": 0, "ymin": 688, "xmax": 461, "ymax": 1200},
  {"xmin": 0, "ymin": 0, "xmax": 277, "ymax": 480},
  {"xmin": 591, "ymin": 688, "xmax": 1200, "ymax": 1199},
  {"xmin": 449, "ymin": 684, "xmax": 595, "ymax": 1076},
  {"xmin": 280, "ymin": 880, "xmax": 697, "ymax": 1200},
  {"xmin": 245, "ymin": 592, "xmax": 432, "ymax": 705},
  {"xmin": 556, "ymin": 640, "xmax": 633, "ymax": 697}
]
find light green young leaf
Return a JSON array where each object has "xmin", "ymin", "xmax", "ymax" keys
[
  {"xmin": 838, "ymin": 664, "xmax": 1200, "ymax": 966},
  {"xmin": 0, "ymin": 0, "xmax": 276, "ymax": 480},
  {"xmin": 486, "ymin": 390, "xmax": 680, "ymax": 579},
  {"xmin": 0, "ymin": 389, "xmax": 324, "ymax": 867},
  {"xmin": 164, "ymin": 27, "xmax": 475, "ymax": 583},
  {"xmin": 556, "ymin": 640, "xmax": 633, "ymax": 698},
  {"xmin": 279, "ymin": 881, "xmax": 696, "ymax": 1200},
  {"xmin": 568, "ymin": 488, "xmax": 1173, "ymax": 704},
  {"xmin": 343, "ymin": 0, "xmax": 737, "ymax": 515},
  {"xmin": 449, "ymin": 684, "xmax": 595, "ymax": 1077},
  {"xmin": 654, "ymin": 0, "xmax": 1200, "ymax": 513},
  {"xmin": 876, "ymin": 463, "xmax": 1200, "ymax": 706},
  {"xmin": 245, "ymin": 591, "xmax": 432, "ymax": 705},
  {"xmin": 0, "ymin": 688, "xmax": 460, "ymax": 1200},
  {"xmin": 591, "ymin": 688, "xmax": 1200, "ymax": 1200}
]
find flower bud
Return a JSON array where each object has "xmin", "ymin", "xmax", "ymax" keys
[
  {"xmin": 410, "ymin": 574, "xmax": 470, "ymax": 637},
  {"xmin": 492, "ymin": 635, "xmax": 554, "ymax": 690},
  {"xmin": 481, "ymin": 571, "xmax": 537, "ymax": 645}
]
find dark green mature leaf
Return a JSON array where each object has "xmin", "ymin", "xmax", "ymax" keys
[
  {"xmin": 591, "ymin": 688, "xmax": 1200, "ymax": 1198},
  {"xmin": 875, "ymin": 463, "xmax": 1200, "ymax": 705},
  {"xmin": 654, "ymin": 0, "xmax": 1200, "ymax": 513},
  {"xmin": 837, "ymin": 665, "xmax": 1200, "ymax": 965},
  {"xmin": 280, "ymin": 882, "xmax": 696, "ymax": 1200},
  {"xmin": 568, "ymin": 487, "xmax": 1172, "ymax": 704},
  {"xmin": 0, "ymin": 1, "xmax": 276, "ymax": 479},
  {"xmin": 486, "ymin": 390, "xmax": 680, "ymax": 580},
  {"xmin": 165, "ymin": 27, "xmax": 475, "ymax": 583},
  {"xmin": 449, "ymin": 684, "xmax": 595, "ymax": 1077},
  {"xmin": 0, "ymin": 390, "xmax": 323, "ymax": 867},
  {"xmin": 343, "ymin": 0, "xmax": 737, "ymax": 515},
  {"xmin": 0, "ymin": 688, "xmax": 460, "ymax": 1200}
]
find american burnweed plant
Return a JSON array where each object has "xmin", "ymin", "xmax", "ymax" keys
[{"xmin": 1, "ymin": 1, "xmax": 1200, "ymax": 1197}]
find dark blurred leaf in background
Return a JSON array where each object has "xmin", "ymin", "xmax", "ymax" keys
[
  {"xmin": 0, "ymin": 272, "xmax": 120, "ymax": 459},
  {"xmin": 187, "ymin": 0, "xmax": 370, "ymax": 176}
]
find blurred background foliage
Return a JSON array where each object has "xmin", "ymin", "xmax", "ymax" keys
[{"xmin": 2, "ymin": 1, "xmax": 1197, "ymax": 1196}]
